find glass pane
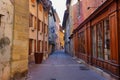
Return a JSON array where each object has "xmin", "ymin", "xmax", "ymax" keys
[
  {"xmin": 97, "ymin": 23, "xmax": 103, "ymax": 59},
  {"xmin": 92, "ymin": 26, "xmax": 96, "ymax": 57},
  {"xmin": 78, "ymin": 32, "xmax": 85, "ymax": 54},
  {"xmin": 104, "ymin": 18, "xmax": 110, "ymax": 60}
]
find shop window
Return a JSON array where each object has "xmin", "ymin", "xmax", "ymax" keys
[
  {"xmin": 97, "ymin": 22, "xmax": 104, "ymax": 59},
  {"xmin": 91, "ymin": 26, "xmax": 97, "ymax": 57},
  {"xmin": 104, "ymin": 18, "xmax": 110, "ymax": 60},
  {"xmin": 91, "ymin": 18, "xmax": 110, "ymax": 60},
  {"xmin": 78, "ymin": 31, "xmax": 85, "ymax": 54}
]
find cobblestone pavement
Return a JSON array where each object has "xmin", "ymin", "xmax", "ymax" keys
[{"xmin": 27, "ymin": 51, "xmax": 108, "ymax": 80}]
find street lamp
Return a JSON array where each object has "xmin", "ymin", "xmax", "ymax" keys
[{"xmin": 63, "ymin": 30, "xmax": 65, "ymax": 33}]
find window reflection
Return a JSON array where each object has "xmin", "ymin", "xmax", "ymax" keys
[
  {"xmin": 97, "ymin": 22, "xmax": 103, "ymax": 59},
  {"xmin": 92, "ymin": 26, "xmax": 96, "ymax": 57},
  {"xmin": 104, "ymin": 18, "xmax": 110, "ymax": 60},
  {"xmin": 78, "ymin": 32, "xmax": 85, "ymax": 54},
  {"xmin": 91, "ymin": 18, "xmax": 110, "ymax": 60}
]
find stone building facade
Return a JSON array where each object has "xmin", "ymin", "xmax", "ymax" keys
[
  {"xmin": 0, "ymin": 0, "xmax": 14, "ymax": 80},
  {"xmin": 48, "ymin": 7, "xmax": 56, "ymax": 53},
  {"xmin": 48, "ymin": 6, "xmax": 61, "ymax": 53},
  {"xmin": 62, "ymin": 0, "xmax": 72, "ymax": 55},
  {"xmin": 0, "ymin": 0, "xmax": 29, "ymax": 80}
]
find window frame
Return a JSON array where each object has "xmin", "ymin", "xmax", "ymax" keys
[{"xmin": 91, "ymin": 17, "xmax": 110, "ymax": 60}]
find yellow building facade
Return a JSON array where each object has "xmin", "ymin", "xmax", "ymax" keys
[
  {"xmin": 59, "ymin": 26, "xmax": 64, "ymax": 49},
  {"xmin": 29, "ymin": 0, "xmax": 50, "ymax": 63}
]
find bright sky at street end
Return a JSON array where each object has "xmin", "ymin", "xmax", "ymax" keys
[
  {"xmin": 51, "ymin": 0, "xmax": 66, "ymax": 25},
  {"xmin": 51, "ymin": 0, "xmax": 78, "ymax": 25}
]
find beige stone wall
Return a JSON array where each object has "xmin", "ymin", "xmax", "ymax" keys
[
  {"xmin": 0, "ymin": 0, "xmax": 14, "ymax": 80},
  {"xmin": 11, "ymin": 0, "xmax": 29, "ymax": 79}
]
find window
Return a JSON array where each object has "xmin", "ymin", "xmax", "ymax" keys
[
  {"xmin": 39, "ymin": 4, "xmax": 42, "ymax": 12},
  {"xmin": 104, "ymin": 18, "xmax": 110, "ymax": 60},
  {"xmin": 45, "ymin": 41, "xmax": 47, "ymax": 51},
  {"xmin": 77, "ymin": 0, "xmax": 80, "ymax": 18},
  {"xmin": 34, "ymin": 40, "xmax": 36, "ymax": 52},
  {"xmin": 37, "ymin": 40, "xmax": 40, "ymax": 52},
  {"xmin": 91, "ymin": 26, "xmax": 97, "ymax": 57},
  {"xmin": 31, "ymin": 0, "xmax": 35, "ymax": 3},
  {"xmin": 78, "ymin": 31, "xmax": 85, "ymax": 54},
  {"xmin": 29, "ymin": 14, "xmax": 33, "ymax": 27},
  {"xmin": 91, "ymin": 18, "xmax": 110, "ymax": 60},
  {"xmin": 42, "ymin": 41, "xmax": 44, "ymax": 51},
  {"xmin": 29, "ymin": 39, "xmax": 33, "ymax": 55}
]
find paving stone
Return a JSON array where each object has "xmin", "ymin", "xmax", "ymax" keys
[{"xmin": 28, "ymin": 50, "xmax": 108, "ymax": 80}]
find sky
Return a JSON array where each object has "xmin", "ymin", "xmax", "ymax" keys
[
  {"xmin": 51, "ymin": 0, "xmax": 78, "ymax": 25},
  {"xmin": 51, "ymin": 0, "xmax": 66, "ymax": 25}
]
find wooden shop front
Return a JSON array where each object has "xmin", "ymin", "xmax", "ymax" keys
[{"xmin": 72, "ymin": 0, "xmax": 120, "ymax": 79}]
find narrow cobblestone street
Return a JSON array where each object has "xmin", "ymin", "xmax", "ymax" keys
[{"xmin": 28, "ymin": 51, "xmax": 107, "ymax": 80}]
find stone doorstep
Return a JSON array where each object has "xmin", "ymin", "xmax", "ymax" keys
[{"xmin": 76, "ymin": 59, "xmax": 117, "ymax": 80}]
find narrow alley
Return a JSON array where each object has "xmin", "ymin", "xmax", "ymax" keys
[
  {"xmin": 0, "ymin": 0, "xmax": 120, "ymax": 80},
  {"xmin": 28, "ymin": 51, "xmax": 107, "ymax": 80}
]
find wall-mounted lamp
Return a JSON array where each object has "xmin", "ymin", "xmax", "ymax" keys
[{"xmin": 87, "ymin": 7, "xmax": 97, "ymax": 10}]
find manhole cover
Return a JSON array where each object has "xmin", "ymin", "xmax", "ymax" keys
[
  {"xmin": 80, "ymin": 66, "xmax": 89, "ymax": 70},
  {"xmin": 50, "ymin": 78, "xmax": 56, "ymax": 80}
]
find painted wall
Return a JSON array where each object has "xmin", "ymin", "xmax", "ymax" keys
[
  {"xmin": 72, "ymin": 0, "xmax": 107, "ymax": 29},
  {"xmin": 59, "ymin": 27, "xmax": 64, "ymax": 49},
  {"xmin": 29, "ymin": 0, "xmax": 49, "ymax": 62}
]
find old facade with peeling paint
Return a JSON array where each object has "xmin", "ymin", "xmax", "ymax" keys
[
  {"xmin": 0, "ymin": 0, "xmax": 13, "ymax": 80},
  {"xmin": 0, "ymin": 0, "xmax": 29, "ymax": 80}
]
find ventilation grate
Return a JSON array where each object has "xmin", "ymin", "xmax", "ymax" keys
[
  {"xmin": 50, "ymin": 78, "xmax": 56, "ymax": 80},
  {"xmin": 80, "ymin": 66, "xmax": 89, "ymax": 70}
]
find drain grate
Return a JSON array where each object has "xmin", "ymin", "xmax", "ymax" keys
[
  {"xmin": 80, "ymin": 66, "xmax": 89, "ymax": 70},
  {"xmin": 50, "ymin": 78, "xmax": 56, "ymax": 80}
]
